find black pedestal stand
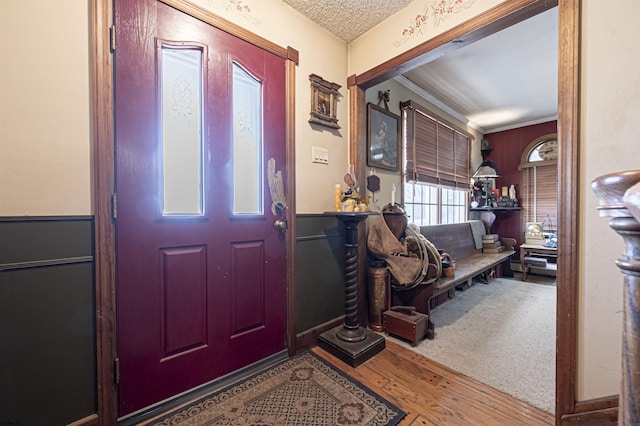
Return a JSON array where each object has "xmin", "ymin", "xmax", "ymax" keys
[{"xmin": 318, "ymin": 212, "xmax": 386, "ymax": 367}]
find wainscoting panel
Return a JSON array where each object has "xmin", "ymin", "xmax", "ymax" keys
[
  {"xmin": 0, "ymin": 216, "xmax": 95, "ymax": 426},
  {"xmin": 295, "ymin": 214, "xmax": 345, "ymax": 334}
]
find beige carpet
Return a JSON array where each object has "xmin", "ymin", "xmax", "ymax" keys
[
  {"xmin": 145, "ymin": 351, "xmax": 405, "ymax": 426},
  {"xmin": 386, "ymin": 276, "xmax": 556, "ymax": 414}
]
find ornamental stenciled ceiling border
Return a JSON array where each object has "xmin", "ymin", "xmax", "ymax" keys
[
  {"xmin": 224, "ymin": 0, "xmax": 262, "ymax": 25},
  {"xmin": 394, "ymin": 0, "xmax": 475, "ymax": 47}
]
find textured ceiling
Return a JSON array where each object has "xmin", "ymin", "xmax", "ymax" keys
[{"xmin": 280, "ymin": 0, "xmax": 414, "ymax": 42}]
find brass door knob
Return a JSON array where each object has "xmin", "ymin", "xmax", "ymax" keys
[{"xmin": 274, "ymin": 219, "xmax": 287, "ymax": 231}]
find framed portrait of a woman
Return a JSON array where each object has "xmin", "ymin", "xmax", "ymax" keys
[{"xmin": 367, "ymin": 103, "xmax": 400, "ymax": 171}]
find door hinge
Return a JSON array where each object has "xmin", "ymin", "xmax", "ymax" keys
[
  {"xmin": 112, "ymin": 193, "xmax": 118, "ymax": 220},
  {"xmin": 114, "ymin": 357, "xmax": 120, "ymax": 385},
  {"xmin": 109, "ymin": 25, "xmax": 116, "ymax": 52}
]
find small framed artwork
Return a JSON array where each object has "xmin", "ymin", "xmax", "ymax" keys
[
  {"xmin": 367, "ymin": 103, "xmax": 400, "ymax": 171},
  {"xmin": 308, "ymin": 74, "xmax": 341, "ymax": 129}
]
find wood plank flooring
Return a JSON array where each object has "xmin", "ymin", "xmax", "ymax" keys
[{"xmin": 312, "ymin": 340, "xmax": 554, "ymax": 425}]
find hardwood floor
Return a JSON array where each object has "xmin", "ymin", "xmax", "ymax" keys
[{"xmin": 312, "ymin": 340, "xmax": 554, "ymax": 425}]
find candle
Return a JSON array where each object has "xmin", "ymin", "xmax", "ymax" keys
[
  {"xmin": 391, "ymin": 183, "xmax": 396, "ymax": 205},
  {"xmin": 334, "ymin": 184, "xmax": 341, "ymax": 211}
]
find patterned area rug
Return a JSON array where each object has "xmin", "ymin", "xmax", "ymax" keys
[{"xmin": 148, "ymin": 351, "xmax": 405, "ymax": 426}]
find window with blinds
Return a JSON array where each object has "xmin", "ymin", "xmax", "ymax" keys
[
  {"xmin": 521, "ymin": 164, "xmax": 557, "ymax": 230},
  {"xmin": 401, "ymin": 100, "xmax": 470, "ymax": 189},
  {"xmin": 400, "ymin": 100, "xmax": 472, "ymax": 225},
  {"xmin": 520, "ymin": 135, "xmax": 558, "ymax": 232}
]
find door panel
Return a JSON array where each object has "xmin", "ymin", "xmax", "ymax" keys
[
  {"xmin": 115, "ymin": 0, "xmax": 287, "ymax": 415},
  {"xmin": 160, "ymin": 246, "xmax": 207, "ymax": 358}
]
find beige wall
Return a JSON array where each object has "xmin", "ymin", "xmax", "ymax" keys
[
  {"xmin": 0, "ymin": 0, "xmax": 91, "ymax": 216},
  {"xmin": 578, "ymin": 0, "xmax": 640, "ymax": 400},
  {"xmin": 1, "ymin": 0, "xmax": 634, "ymax": 403}
]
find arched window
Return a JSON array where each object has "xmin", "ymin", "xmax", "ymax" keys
[{"xmin": 519, "ymin": 134, "xmax": 558, "ymax": 235}]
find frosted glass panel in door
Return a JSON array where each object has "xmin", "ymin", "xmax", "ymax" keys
[
  {"xmin": 160, "ymin": 46, "xmax": 204, "ymax": 216},
  {"xmin": 232, "ymin": 62, "xmax": 263, "ymax": 215}
]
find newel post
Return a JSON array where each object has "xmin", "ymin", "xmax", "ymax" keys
[{"xmin": 592, "ymin": 170, "xmax": 640, "ymax": 425}]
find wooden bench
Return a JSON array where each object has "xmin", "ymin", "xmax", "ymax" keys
[{"xmin": 391, "ymin": 220, "xmax": 515, "ymax": 339}]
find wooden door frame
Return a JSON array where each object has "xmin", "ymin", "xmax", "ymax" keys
[
  {"xmin": 91, "ymin": 1, "xmax": 297, "ymax": 424},
  {"xmin": 348, "ymin": 1, "xmax": 587, "ymax": 424}
]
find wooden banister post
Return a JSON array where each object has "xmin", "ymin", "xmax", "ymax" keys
[{"xmin": 592, "ymin": 170, "xmax": 640, "ymax": 425}]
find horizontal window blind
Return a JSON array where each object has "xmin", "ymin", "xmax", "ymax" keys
[
  {"xmin": 402, "ymin": 100, "xmax": 470, "ymax": 189},
  {"xmin": 521, "ymin": 163, "xmax": 557, "ymax": 230}
]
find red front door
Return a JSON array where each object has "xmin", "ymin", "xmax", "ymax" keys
[{"xmin": 114, "ymin": 0, "xmax": 287, "ymax": 415}]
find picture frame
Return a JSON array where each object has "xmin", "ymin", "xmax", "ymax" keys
[
  {"xmin": 367, "ymin": 103, "xmax": 400, "ymax": 171},
  {"xmin": 308, "ymin": 74, "xmax": 341, "ymax": 129}
]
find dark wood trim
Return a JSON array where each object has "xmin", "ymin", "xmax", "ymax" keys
[
  {"xmin": 92, "ymin": 1, "xmax": 117, "ymax": 425},
  {"xmin": 286, "ymin": 54, "xmax": 297, "ymax": 357},
  {"xmin": 355, "ymin": 0, "xmax": 558, "ymax": 90},
  {"xmin": 158, "ymin": 0, "xmax": 288, "ymax": 59},
  {"xmin": 574, "ymin": 395, "xmax": 619, "ymax": 413},
  {"xmin": 348, "ymin": 2, "xmax": 579, "ymax": 426},
  {"xmin": 296, "ymin": 316, "xmax": 345, "ymax": 353},
  {"xmin": 348, "ymin": 85, "xmax": 366, "ymax": 181},
  {"xmin": 561, "ymin": 398, "xmax": 618, "ymax": 426},
  {"xmin": 67, "ymin": 414, "xmax": 99, "ymax": 426},
  {"xmin": 556, "ymin": 1, "xmax": 580, "ymax": 423},
  {"xmin": 560, "ymin": 408, "xmax": 618, "ymax": 426},
  {"xmin": 287, "ymin": 46, "xmax": 299, "ymax": 65},
  {"xmin": 0, "ymin": 256, "xmax": 93, "ymax": 272},
  {"xmin": 347, "ymin": 74, "xmax": 357, "ymax": 88},
  {"xmin": 562, "ymin": 395, "xmax": 618, "ymax": 424},
  {"xmin": 93, "ymin": 0, "xmax": 297, "ymax": 422}
]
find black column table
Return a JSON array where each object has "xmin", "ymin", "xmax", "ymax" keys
[{"xmin": 318, "ymin": 211, "xmax": 386, "ymax": 367}]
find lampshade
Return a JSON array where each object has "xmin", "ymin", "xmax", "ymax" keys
[{"xmin": 472, "ymin": 160, "xmax": 502, "ymax": 178}]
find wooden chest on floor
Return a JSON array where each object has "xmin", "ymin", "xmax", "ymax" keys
[{"xmin": 383, "ymin": 306, "xmax": 429, "ymax": 346}]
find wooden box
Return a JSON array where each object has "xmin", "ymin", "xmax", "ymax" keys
[{"xmin": 383, "ymin": 306, "xmax": 429, "ymax": 346}]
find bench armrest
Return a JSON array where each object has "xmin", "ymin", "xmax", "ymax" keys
[{"xmin": 500, "ymin": 237, "xmax": 517, "ymax": 252}]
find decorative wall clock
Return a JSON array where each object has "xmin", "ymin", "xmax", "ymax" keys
[{"xmin": 538, "ymin": 139, "xmax": 558, "ymax": 160}]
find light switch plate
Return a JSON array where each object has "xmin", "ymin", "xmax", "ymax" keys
[{"xmin": 312, "ymin": 146, "xmax": 329, "ymax": 164}]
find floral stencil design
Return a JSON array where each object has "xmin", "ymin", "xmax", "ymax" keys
[
  {"xmin": 395, "ymin": 0, "xmax": 475, "ymax": 46},
  {"xmin": 225, "ymin": 0, "xmax": 261, "ymax": 25},
  {"xmin": 172, "ymin": 76, "xmax": 193, "ymax": 122}
]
